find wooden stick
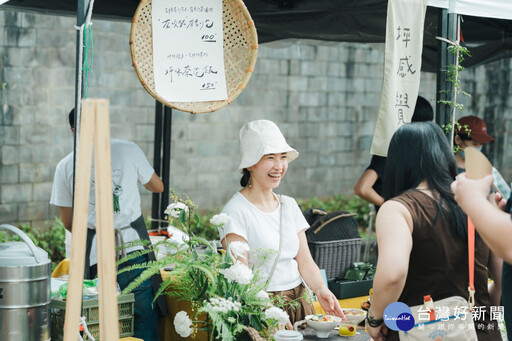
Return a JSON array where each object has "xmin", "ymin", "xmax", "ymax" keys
[
  {"xmin": 63, "ymin": 100, "xmax": 95, "ymax": 341},
  {"xmin": 93, "ymin": 99, "xmax": 120, "ymax": 340}
]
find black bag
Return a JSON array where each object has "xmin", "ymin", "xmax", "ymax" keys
[{"xmin": 303, "ymin": 208, "xmax": 359, "ymax": 242}]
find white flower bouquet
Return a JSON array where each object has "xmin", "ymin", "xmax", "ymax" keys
[{"xmin": 118, "ymin": 191, "xmax": 289, "ymax": 341}]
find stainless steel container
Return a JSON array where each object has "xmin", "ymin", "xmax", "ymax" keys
[{"xmin": 0, "ymin": 224, "xmax": 51, "ymax": 341}]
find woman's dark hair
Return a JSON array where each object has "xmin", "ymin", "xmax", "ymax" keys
[
  {"xmin": 456, "ymin": 133, "xmax": 473, "ymax": 142},
  {"xmin": 69, "ymin": 108, "xmax": 75, "ymax": 128},
  {"xmin": 382, "ymin": 122, "xmax": 467, "ymax": 239},
  {"xmin": 411, "ymin": 96, "xmax": 434, "ymax": 122},
  {"xmin": 240, "ymin": 168, "xmax": 251, "ymax": 187}
]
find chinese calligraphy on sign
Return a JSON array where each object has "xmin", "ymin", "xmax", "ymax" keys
[
  {"xmin": 152, "ymin": 0, "xmax": 227, "ymax": 102},
  {"xmin": 371, "ymin": 0, "xmax": 427, "ymax": 157}
]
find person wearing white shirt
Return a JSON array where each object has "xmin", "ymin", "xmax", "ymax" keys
[
  {"xmin": 50, "ymin": 109, "xmax": 165, "ymax": 341},
  {"xmin": 218, "ymin": 119, "xmax": 344, "ymax": 324}
]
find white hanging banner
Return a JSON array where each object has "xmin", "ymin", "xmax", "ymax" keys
[
  {"xmin": 370, "ymin": 0, "xmax": 428, "ymax": 157},
  {"xmin": 152, "ymin": 0, "xmax": 228, "ymax": 102}
]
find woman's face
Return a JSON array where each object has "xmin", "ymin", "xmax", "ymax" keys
[{"xmin": 248, "ymin": 153, "xmax": 288, "ymax": 190}]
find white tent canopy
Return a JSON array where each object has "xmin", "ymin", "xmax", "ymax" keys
[{"xmin": 429, "ymin": 0, "xmax": 512, "ymax": 20}]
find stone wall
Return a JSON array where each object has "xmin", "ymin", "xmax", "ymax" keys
[{"xmin": 0, "ymin": 10, "xmax": 510, "ymax": 229}]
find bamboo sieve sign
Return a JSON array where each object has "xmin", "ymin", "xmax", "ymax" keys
[{"xmin": 152, "ymin": 0, "xmax": 228, "ymax": 102}]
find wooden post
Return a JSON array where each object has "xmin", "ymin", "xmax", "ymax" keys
[
  {"xmin": 63, "ymin": 99, "xmax": 120, "ymax": 341},
  {"xmin": 93, "ymin": 99, "xmax": 120, "ymax": 340}
]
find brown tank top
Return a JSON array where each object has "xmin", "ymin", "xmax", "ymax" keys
[{"xmin": 386, "ymin": 190, "xmax": 501, "ymax": 341}]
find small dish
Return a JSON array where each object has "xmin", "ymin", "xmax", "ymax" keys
[
  {"xmin": 342, "ymin": 308, "xmax": 367, "ymax": 324},
  {"xmin": 305, "ymin": 314, "xmax": 342, "ymax": 338},
  {"xmin": 338, "ymin": 309, "xmax": 366, "ymax": 337},
  {"xmin": 274, "ymin": 330, "xmax": 304, "ymax": 340},
  {"xmin": 338, "ymin": 323, "xmax": 358, "ymax": 336}
]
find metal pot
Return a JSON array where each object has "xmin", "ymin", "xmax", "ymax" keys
[{"xmin": 0, "ymin": 224, "xmax": 51, "ymax": 341}]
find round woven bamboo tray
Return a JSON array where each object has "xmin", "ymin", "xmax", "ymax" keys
[{"xmin": 130, "ymin": 0, "xmax": 258, "ymax": 114}]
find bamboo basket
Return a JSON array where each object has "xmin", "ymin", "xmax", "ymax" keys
[{"xmin": 130, "ymin": 0, "xmax": 258, "ymax": 113}]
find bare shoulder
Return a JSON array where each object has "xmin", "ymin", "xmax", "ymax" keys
[
  {"xmin": 377, "ymin": 199, "xmax": 413, "ymax": 232},
  {"xmin": 379, "ymin": 199, "xmax": 409, "ymax": 214}
]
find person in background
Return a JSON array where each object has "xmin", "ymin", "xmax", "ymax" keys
[
  {"xmin": 218, "ymin": 120, "xmax": 344, "ymax": 324},
  {"xmin": 451, "ymin": 174, "xmax": 512, "ymax": 338},
  {"xmin": 452, "ymin": 114, "xmax": 502, "ymax": 305},
  {"xmin": 50, "ymin": 109, "xmax": 165, "ymax": 341},
  {"xmin": 366, "ymin": 122, "xmax": 501, "ymax": 341},
  {"xmin": 353, "ymin": 96, "xmax": 434, "ymax": 208},
  {"xmin": 453, "ymin": 115, "xmax": 495, "ymax": 173}
]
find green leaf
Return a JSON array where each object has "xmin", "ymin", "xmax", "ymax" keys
[{"xmin": 179, "ymin": 209, "xmax": 187, "ymax": 225}]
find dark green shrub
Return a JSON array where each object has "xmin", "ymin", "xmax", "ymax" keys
[
  {"xmin": 150, "ymin": 195, "xmax": 373, "ymax": 241},
  {"xmin": 0, "ymin": 218, "xmax": 66, "ymax": 270}
]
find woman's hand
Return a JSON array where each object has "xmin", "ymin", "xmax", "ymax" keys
[
  {"xmin": 365, "ymin": 321, "xmax": 388, "ymax": 341},
  {"xmin": 315, "ymin": 286, "xmax": 345, "ymax": 319},
  {"xmin": 451, "ymin": 173, "xmax": 493, "ymax": 211},
  {"xmin": 285, "ymin": 319, "xmax": 293, "ymax": 330},
  {"xmin": 494, "ymin": 192, "xmax": 508, "ymax": 211}
]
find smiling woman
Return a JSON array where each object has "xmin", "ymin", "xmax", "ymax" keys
[{"xmin": 217, "ymin": 120, "xmax": 345, "ymax": 325}]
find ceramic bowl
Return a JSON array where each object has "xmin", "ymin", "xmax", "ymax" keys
[
  {"xmin": 305, "ymin": 314, "xmax": 342, "ymax": 338},
  {"xmin": 342, "ymin": 308, "xmax": 366, "ymax": 324}
]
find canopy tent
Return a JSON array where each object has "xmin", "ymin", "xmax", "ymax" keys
[
  {"xmin": 2, "ymin": 0, "xmax": 511, "ymax": 225},
  {"xmin": 2, "ymin": 0, "xmax": 512, "ymax": 72}
]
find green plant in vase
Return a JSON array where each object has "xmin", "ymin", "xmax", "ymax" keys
[{"xmin": 118, "ymin": 190, "xmax": 291, "ymax": 341}]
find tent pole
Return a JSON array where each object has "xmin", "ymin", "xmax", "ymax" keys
[
  {"xmin": 151, "ymin": 101, "xmax": 163, "ymax": 231},
  {"xmin": 435, "ymin": 8, "xmax": 457, "ymax": 128},
  {"xmin": 150, "ymin": 102, "xmax": 171, "ymax": 231},
  {"xmin": 161, "ymin": 106, "xmax": 172, "ymax": 225}
]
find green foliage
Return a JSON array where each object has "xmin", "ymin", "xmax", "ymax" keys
[
  {"xmin": 0, "ymin": 218, "xmax": 66, "ymax": 270},
  {"xmin": 189, "ymin": 208, "xmax": 222, "ymax": 240},
  {"xmin": 121, "ymin": 191, "xmax": 296, "ymax": 340},
  {"xmin": 441, "ymin": 44, "xmax": 471, "ymax": 104},
  {"xmin": 438, "ymin": 38, "xmax": 472, "ymax": 144},
  {"xmin": 150, "ymin": 194, "xmax": 373, "ymax": 242},
  {"xmin": 441, "ymin": 121, "xmax": 471, "ymax": 154},
  {"xmin": 119, "ymin": 236, "xmax": 287, "ymax": 340}
]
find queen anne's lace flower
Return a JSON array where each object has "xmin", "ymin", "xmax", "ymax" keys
[
  {"xmin": 219, "ymin": 261, "xmax": 254, "ymax": 285},
  {"xmin": 165, "ymin": 202, "xmax": 189, "ymax": 218},
  {"xmin": 264, "ymin": 307, "xmax": 289, "ymax": 324},
  {"xmin": 256, "ymin": 290, "xmax": 270, "ymax": 300},
  {"xmin": 204, "ymin": 296, "xmax": 242, "ymax": 314},
  {"xmin": 174, "ymin": 311, "xmax": 193, "ymax": 337},
  {"xmin": 210, "ymin": 213, "xmax": 230, "ymax": 226},
  {"xmin": 228, "ymin": 241, "xmax": 250, "ymax": 260}
]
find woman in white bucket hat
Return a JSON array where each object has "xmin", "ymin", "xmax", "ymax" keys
[{"xmin": 218, "ymin": 120, "xmax": 344, "ymax": 324}]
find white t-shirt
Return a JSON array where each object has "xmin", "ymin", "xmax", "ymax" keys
[
  {"xmin": 50, "ymin": 139, "xmax": 155, "ymax": 265},
  {"xmin": 219, "ymin": 192, "xmax": 309, "ymax": 291}
]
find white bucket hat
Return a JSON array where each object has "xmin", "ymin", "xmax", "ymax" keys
[{"xmin": 238, "ymin": 120, "xmax": 299, "ymax": 173}]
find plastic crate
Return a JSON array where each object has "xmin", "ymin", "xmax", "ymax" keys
[
  {"xmin": 50, "ymin": 293, "xmax": 135, "ymax": 341},
  {"xmin": 328, "ymin": 278, "xmax": 373, "ymax": 299},
  {"xmin": 308, "ymin": 238, "xmax": 362, "ymax": 280}
]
